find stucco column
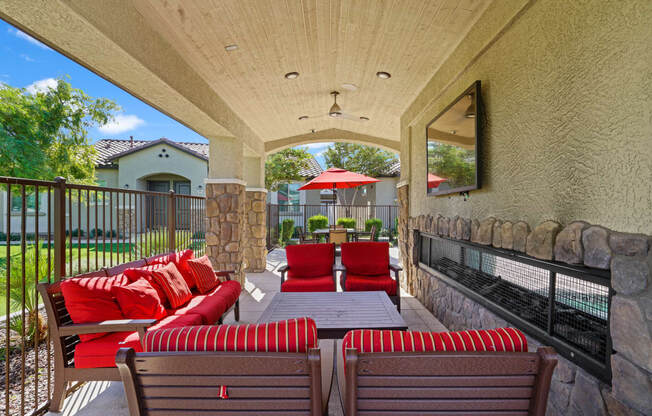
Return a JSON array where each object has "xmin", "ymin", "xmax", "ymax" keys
[
  {"xmin": 397, "ymin": 181, "xmax": 411, "ymax": 292},
  {"xmin": 205, "ymin": 137, "xmax": 247, "ymax": 285},
  {"xmin": 243, "ymin": 155, "xmax": 267, "ymax": 272}
]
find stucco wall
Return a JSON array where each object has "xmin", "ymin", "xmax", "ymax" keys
[
  {"xmin": 402, "ymin": 0, "xmax": 652, "ymax": 235},
  {"xmin": 375, "ymin": 177, "xmax": 399, "ymax": 206},
  {"xmin": 95, "ymin": 168, "xmax": 119, "ymax": 188},
  {"xmin": 116, "ymin": 143, "xmax": 208, "ymax": 196}
]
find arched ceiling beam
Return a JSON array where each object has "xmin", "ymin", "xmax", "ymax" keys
[{"xmin": 265, "ymin": 128, "xmax": 400, "ymax": 154}]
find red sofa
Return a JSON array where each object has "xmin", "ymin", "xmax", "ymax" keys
[
  {"xmin": 279, "ymin": 243, "xmax": 337, "ymax": 292},
  {"xmin": 38, "ymin": 250, "xmax": 241, "ymax": 411}
]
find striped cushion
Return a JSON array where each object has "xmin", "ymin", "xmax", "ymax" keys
[
  {"xmin": 150, "ymin": 262, "xmax": 193, "ymax": 309},
  {"xmin": 343, "ymin": 327, "xmax": 527, "ymax": 357},
  {"xmin": 144, "ymin": 317, "xmax": 318, "ymax": 353},
  {"xmin": 186, "ymin": 255, "xmax": 220, "ymax": 294}
]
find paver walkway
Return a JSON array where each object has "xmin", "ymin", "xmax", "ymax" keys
[{"xmin": 48, "ymin": 248, "xmax": 446, "ymax": 416}]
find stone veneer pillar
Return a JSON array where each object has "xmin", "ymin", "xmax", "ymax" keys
[
  {"xmin": 243, "ymin": 189, "xmax": 267, "ymax": 272},
  {"xmin": 403, "ymin": 211, "xmax": 652, "ymax": 415},
  {"xmin": 205, "ymin": 181, "xmax": 246, "ymax": 285}
]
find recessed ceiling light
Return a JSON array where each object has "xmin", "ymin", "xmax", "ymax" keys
[
  {"xmin": 341, "ymin": 83, "xmax": 358, "ymax": 91},
  {"xmin": 284, "ymin": 72, "xmax": 300, "ymax": 79},
  {"xmin": 225, "ymin": 44, "xmax": 238, "ymax": 51},
  {"xmin": 298, "ymin": 115, "xmax": 308, "ymax": 120},
  {"xmin": 310, "ymin": 129, "xmax": 316, "ymax": 133},
  {"xmin": 376, "ymin": 71, "xmax": 391, "ymax": 79},
  {"xmin": 359, "ymin": 116, "xmax": 369, "ymax": 121}
]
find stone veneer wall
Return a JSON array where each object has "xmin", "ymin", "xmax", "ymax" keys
[
  {"xmin": 397, "ymin": 185, "xmax": 652, "ymax": 415},
  {"xmin": 205, "ymin": 183, "xmax": 246, "ymax": 285},
  {"xmin": 243, "ymin": 190, "xmax": 267, "ymax": 273}
]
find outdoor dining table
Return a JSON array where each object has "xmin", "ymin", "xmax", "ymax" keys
[{"xmin": 312, "ymin": 228, "xmax": 356, "ymax": 241}]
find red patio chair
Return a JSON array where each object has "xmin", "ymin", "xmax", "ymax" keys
[
  {"xmin": 279, "ymin": 243, "xmax": 337, "ymax": 292},
  {"xmin": 338, "ymin": 242, "xmax": 402, "ymax": 311}
]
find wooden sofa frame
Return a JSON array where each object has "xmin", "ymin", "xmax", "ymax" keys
[
  {"xmin": 336, "ymin": 342, "xmax": 557, "ymax": 416},
  {"xmin": 38, "ymin": 256, "xmax": 240, "ymax": 412},
  {"xmin": 336, "ymin": 263, "xmax": 402, "ymax": 312},
  {"xmin": 116, "ymin": 347, "xmax": 324, "ymax": 416}
]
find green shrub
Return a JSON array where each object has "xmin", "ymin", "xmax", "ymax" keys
[
  {"xmin": 365, "ymin": 218, "xmax": 383, "ymax": 241},
  {"xmin": 336, "ymin": 217, "xmax": 356, "ymax": 229},
  {"xmin": 394, "ymin": 216, "xmax": 399, "ymax": 231},
  {"xmin": 280, "ymin": 219, "xmax": 295, "ymax": 243},
  {"xmin": 66, "ymin": 228, "xmax": 85, "ymax": 237},
  {"xmin": 90, "ymin": 229, "xmax": 103, "ymax": 238},
  {"xmin": 308, "ymin": 215, "xmax": 328, "ymax": 233}
]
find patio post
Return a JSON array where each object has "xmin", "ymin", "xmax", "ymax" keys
[
  {"xmin": 243, "ymin": 155, "xmax": 267, "ymax": 272},
  {"xmin": 205, "ymin": 137, "xmax": 247, "ymax": 285}
]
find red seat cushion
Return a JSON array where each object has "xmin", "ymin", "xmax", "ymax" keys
[
  {"xmin": 123, "ymin": 265, "xmax": 168, "ymax": 306},
  {"xmin": 341, "ymin": 242, "xmax": 390, "ymax": 275},
  {"xmin": 170, "ymin": 280, "xmax": 241, "ymax": 324},
  {"xmin": 144, "ymin": 317, "xmax": 318, "ymax": 353},
  {"xmin": 285, "ymin": 243, "xmax": 334, "ymax": 278},
  {"xmin": 342, "ymin": 273, "xmax": 397, "ymax": 296},
  {"xmin": 60, "ymin": 275, "xmax": 129, "ymax": 342},
  {"xmin": 73, "ymin": 313, "xmax": 203, "ymax": 368},
  {"xmin": 150, "ymin": 263, "xmax": 193, "ymax": 309},
  {"xmin": 111, "ymin": 278, "xmax": 167, "ymax": 320},
  {"xmin": 282, "ymin": 274, "xmax": 336, "ymax": 292},
  {"xmin": 343, "ymin": 328, "xmax": 528, "ymax": 360},
  {"xmin": 147, "ymin": 250, "xmax": 196, "ymax": 289},
  {"xmin": 186, "ymin": 255, "xmax": 220, "ymax": 294}
]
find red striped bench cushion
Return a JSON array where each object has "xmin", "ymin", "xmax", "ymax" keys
[
  {"xmin": 343, "ymin": 327, "xmax": 528, "ymax": 357},
  {"xmin": 144, "ymin": 317, "xmax": 318, "ymax": 353}
]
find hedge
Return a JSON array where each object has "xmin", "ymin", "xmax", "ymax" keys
[
  {"xmin": 336, "ymin": 217, "xmax": 356, "ymax": 229},
  {"xmin": 280, "ymin": 218, "xmax": 295, "ymax": 243},
  {"xmin": 365, "ymin": 218, "xmax": 383, "ymax": 241},
  {"xmin": 308, "ymin": 215, "xmax": 328, "ymax": 233}
]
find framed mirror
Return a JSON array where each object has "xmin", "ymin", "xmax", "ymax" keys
[{"xmin": 426, "ymin": 81, "xmax": 481, "ymax": 196}]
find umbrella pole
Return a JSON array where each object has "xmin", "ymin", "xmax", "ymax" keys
[{"xmin": 332, "ymin": 184, "xmax": 336, "ymax": 226}]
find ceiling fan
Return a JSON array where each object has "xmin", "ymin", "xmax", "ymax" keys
[{"xmin": 299, "ymin": 91, "xmax": 369, "ymax": 122}]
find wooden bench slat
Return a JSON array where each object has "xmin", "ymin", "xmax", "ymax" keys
[
  {"xmin": 357, "ymin": 398, "xmax": 531, "ymax": 411},
  {"xmin": 139, "ymin": 375, "xmax": 311, "ymax": 387},
  {"xmin": 357, "ymin": 386, "xmax": 534, "ymax": 399},
  {"xmin": 358, "ymin": 375, "xmax": 536, "ymax": 387},
  {"xmin": 140, "ymin": 386, "xmax": 311, "ymax": 398},
  {"xmin": 357, "ymin": 411, "xmax": 528, "ymax": 416},
  {"xmin": 134, "ymin": 354, "xmax": 310, "ymax": 376},
  {"xmin": 142, "ymin": 398, "xmax": 311, "ymax": 410}
]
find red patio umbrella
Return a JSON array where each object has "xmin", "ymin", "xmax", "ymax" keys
[
  {"xmin": 299, "ymin": 167, "xmax": 380, "ymax": 223},
  {"xmin": 427, "ymin": 173, "xmax": 448, "ymax": 188}
]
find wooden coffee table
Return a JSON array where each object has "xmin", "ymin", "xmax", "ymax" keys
[{"xmin": 257, "ymin": 291, "xmax": 407, "ymax": 339}]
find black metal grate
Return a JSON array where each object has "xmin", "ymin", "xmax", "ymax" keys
[{"xmin": 420, "ymin": 234, "xmax": 611, "ymax": 382}]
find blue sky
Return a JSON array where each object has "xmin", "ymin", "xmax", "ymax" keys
[{"xmin": 0, "ymin": 20, "xmax": 332, "ymax": 166}]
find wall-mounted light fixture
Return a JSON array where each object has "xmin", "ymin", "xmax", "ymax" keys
[{"xmin": 124, "ymin": 184, "xmax": 129, "ymax": 189}]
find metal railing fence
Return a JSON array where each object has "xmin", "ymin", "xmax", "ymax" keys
[
  {"xmin": 0, "ymin": 176, "xmax": 206, "ymax": 416},
  {"xmin": 266, "ymin": 203, "xmax": 399, "ymax": 247}
]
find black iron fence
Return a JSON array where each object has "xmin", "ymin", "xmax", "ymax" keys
[
  {"xmin": 266, "ymin": 204, "xmax": 399, "ymax": 248},
  {"xmin": 0, "ymin": 176, "xmax": 206, "ymax": 416},
  {"xmin": 418, "ymin": 233, "xmax": 612, "ymax": 383}
]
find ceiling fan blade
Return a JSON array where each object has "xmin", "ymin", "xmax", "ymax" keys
[{"xmin": 340, "ymin": 112, "xmax": 364, "ymax": 121}]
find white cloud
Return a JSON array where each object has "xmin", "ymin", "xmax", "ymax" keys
[
  {"xmin": 20, "ymin": 54, "xmax": 34, "ymax": 62},
  {"xmin": 302, "ymin": 142, "xmax": 333, "ymax": 149},
  {"xmin": 25, "ymin": 78, "xmax": 58, "ymax": 94},
  {"xmin": 8, "ymin": 28, "xmax": 51, "ymax": 49},
  {"xmin": 98, "ymin": 114, "xmax": 145, "ymax": 135}
]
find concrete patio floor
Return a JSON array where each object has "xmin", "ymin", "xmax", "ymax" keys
[{"xmin": 48, "ymin": 247, "xmax": 447, "ymax": 416}]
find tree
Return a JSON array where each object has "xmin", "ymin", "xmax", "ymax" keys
[
  {"xmin": 427, "ymin": 143, "xmax": 475, "ymax": 188},
  {"xmin": 323, "ymin": 143, "xmax": 398, "ymax": 205},
  {"xmin": 264, "ymin": 147, "xmax": 312, "ymax": 191},
  {"xmin": 323, "ymin": 143, "xmax": 398, "ymax": 178},
  {"xmin": 0, "ymin": 77, "xmax": 119, "ymax": 183}
]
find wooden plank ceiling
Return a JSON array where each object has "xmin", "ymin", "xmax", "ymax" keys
[{"xmin": 134, "ymin": 0, "xmax": 490, "ymax": 145}]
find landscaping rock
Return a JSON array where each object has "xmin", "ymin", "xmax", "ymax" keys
[
  {"xmin": 582, "ymin": 226, "xmax": 612, "ymax": 269},
  {"xmin": 611, "ymin": 255, "xmax": 649, "ymax": 295},
  {"xmin": 438, "ymin": 216, "xmax": 449, "ymax": 237},
  {"xmin": 501, "ymin": 221, "xmax": 514, "ymax": 250},
  {"xmin": 450, "ymin": 216, "xmax": 459, "ymax": 239},
  {"xmin": 512, "ymin": 221, "xmax": 531, "ymax": 252},
  {"xmin": 554, "ymin": 221, "xmax": 589, "ymax": 264},
  {"xmin": 611, "ymin": 354, "xmax": 652, "ymax": 415},
  {"xmin": 471, "ymin": 219, "xmax": 480, "ymax": 243},
  {"xmin": 492, "ymin": 220, "xmax": 503, "ymax": 248},
  {"xmin": 458, "ymin": 218, "xmax": 471, "ymax": 240},
  {"xmin": 476, "ymin": 217, "xmax": 496, "ymax": 245},
  {"xmin": 425, "ymin": 215, "xmax": 433, "ymax": 233},
  {"xmin": 526, "ymin": 220, "xmax": 562, "ymax": 260},
  {"xmin": 610, "ymin": 295, "xmax": 652, "ymax": 372},
  {"xmin": 609, "ymin": 232, "xmax": 648, "ymax": 257}
]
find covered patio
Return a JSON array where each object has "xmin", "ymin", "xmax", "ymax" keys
[{"xmin": 0, "ymin": 1, "xmax": 650, "ymax": 415}]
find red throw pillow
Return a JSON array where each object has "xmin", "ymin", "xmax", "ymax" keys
[
  {"xmin": 111, "ymin": 278, "xmax": 167, "ymax": 320},
  {"xmin": 150, "ymin": 262, "xmax": 193, "ymax": 309},
  {"xmin": 60, "ymin": 275, "xmax": 127, "ymax": 342},
  {"xmin": 186, "ymin": 256, "xmax": 220, "ymax": 294},
  {"xmin": 147, "ymin": 250, "xmax": 196, "ymax": 289},
  {"xmin": 124, "ymin": 265, "xmax": 168, "ymax": 306}
]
